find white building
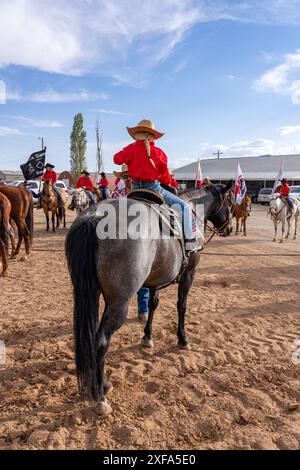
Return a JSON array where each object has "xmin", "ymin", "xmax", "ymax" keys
[{"xmin": 174, "ymin": 154, "xmax": 300, "ymax": 192}]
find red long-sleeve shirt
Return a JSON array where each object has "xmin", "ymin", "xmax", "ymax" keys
[
  {"xmin": 42, "ymin": 170, "xmax": 57, "ymax": 185},
  {"xmin": 99, "ymin": 177, "xmax": 109, "ymax": 188},
  {"xmin": 76, "ymin": 176, "xmax": 93, "ymax": 190},
  {"xmin": 114, "ymin": 140, "xmax": 171, "ymax": 184},
  {"xmin": 276, "ymin": 184, "xmax": 290, "ymax": 196}
]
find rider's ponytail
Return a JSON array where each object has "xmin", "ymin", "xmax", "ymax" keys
[{"xmin": 134, "ymin": 131, "xmax": 156, "ymax": 168}]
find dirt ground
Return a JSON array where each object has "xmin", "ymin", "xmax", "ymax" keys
[{"xmin": 0, "ymin": 205, "xmax": 300, "ymax": 450}]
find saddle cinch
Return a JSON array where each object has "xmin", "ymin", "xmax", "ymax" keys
[{"xmin": 127, "ymin": 188, "xmax": 182, "ymax": 238}]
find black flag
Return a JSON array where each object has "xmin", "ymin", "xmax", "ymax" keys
[{"xmin": 20, "ymin": 148, "xmax": 46, "ymax": 180}]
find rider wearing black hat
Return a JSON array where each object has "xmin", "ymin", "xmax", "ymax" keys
[{"xmin": 41, "ymin": 163, "xmax": 63, "ymax": 205}]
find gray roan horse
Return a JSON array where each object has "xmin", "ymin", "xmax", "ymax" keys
[
  {"xmin": 65, "ymin": 181, "xmax": 233, "ymax": 414},
  {"xmin": 72, "ymin": 188, "xmax": 91, "ymax": 215}
]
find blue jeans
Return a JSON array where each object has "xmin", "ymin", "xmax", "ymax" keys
[
  {"xmin": 132, "ymin": 180, "xmax": 193, "ymax": 238},
  {"xmin": 52, "ymin": 184, "xmax": 62, "ymax": 203},
  {"xmin": 285, "ymin": 196, "xmax": 293, "ymax": 210},
  {"xmin": 101, "ymin": 187, "xmax": 109, "ymax": 200},
  {"xmin": 137, "ymin": 288, "xmax": 149, "ymax": 314}
]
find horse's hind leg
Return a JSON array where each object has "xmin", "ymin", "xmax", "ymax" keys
[
  {"xmin": 141, "ymin": 289, "xmax": 159, "ymax": 348},
  {"xmin": 243, "ymin": 218, "xmax": 247, "ymax": 236},
  {"xmin": 95, "ymin": 302, "xmax": 129, "ymax": 415},
  {"xmin": 235, "ymin": 218, "xmax": 239, "ymax": 235},
  {"xmin": 294, "ymin": 215, "xmax": 298, "ymax": 239},
  {"xmin": 273, "ymin": 221, "xmax": 277, "ymax": 242},
  {"xmin": 177, "ymin": 261, "xmax": 198, "ymax": 349},
  {"xmin": 285, "ymin": 219, "xmax": 291, "ymax": 239},
  {"xmin": 52, "ymin": 211, "xmax": 56, "ymax": 232},
  {"xmin": 13, "ymin": 223, "xmax": 23, "ymax": 256},
  {"xmin": 0, "ymin": 239, "xmax": 8, "ymax": 277},
  {"xmin": 44, "ymin": 209, "xmax": 49, "ymax": 231},
  {"xmin": 9, "ymin": 225, "xmax": 16, "ymax": 259}
]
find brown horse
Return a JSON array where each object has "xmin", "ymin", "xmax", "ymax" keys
[
  {"xmin": 0, "ymin": 186, "xmax": 33, "ymax": 258},
  {"xmin": 91, "ymin": 187, "xmax": 102, "ymax": 202},
  {"xmin": 0, "ymin": 193, "xmax": 15, "ymax": 276},
  {"xmin": 232, "ymin": 195, "xmax": 251, "ymax": 236},
  {"xmin": 41, "ymin": 180, "xmax": 67, "ymax": 232}
]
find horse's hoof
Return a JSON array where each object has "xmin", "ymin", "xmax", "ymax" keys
[
  {"xmin": 293, "ymin": 236, "xmax": 297, "ymax": 240},
  {"xmin": 272, "ymin": 238, "xmax": 276, "ymax": 242},
  {"xmin": 93, "ymin": 398, "xmax": 112, "ymax": 416},
  {"xmin": 10, "ymin": 255, "xmax": 17, "ymax": 260},
  {"xmin": 179, "ymin": 342, "xmax": 191, "ymax": 351},
  {"xmin": 20, "ymin": 256, "xmax": 28, "ymax": 262},
  {"xmin": 103, "ymin": 380, "xmax": 114, "ymax": 396},
  {"xmin": 141, "ymin": 337, "xmax": 153, "ymax": 348},
  {"xmin": 280, "ymin": 239, "xmax": 283, "ymax": 243},
  {"xmin": 0, "ymin": 271, "xmax": 8, "ymax": 278}
]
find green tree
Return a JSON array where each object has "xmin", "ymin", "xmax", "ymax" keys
[{"xmin": 70, "ymin": 113, "xmax": 87, "ymax": 183}]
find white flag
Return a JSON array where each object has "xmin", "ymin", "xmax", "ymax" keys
[
  {"xmin": 195, "ymin": 159, "xmax": 203, "ymax": 188},
  {"xmin": 272, "ymin": 160, "xmax": 284, "ymax": 194},
  {"xmin": 235, "ymin": 163, "xmax": 247, "ymax": 205}
]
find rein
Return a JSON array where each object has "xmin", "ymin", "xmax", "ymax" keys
[{"xmin": 190, "ymin": 186, "xmax": 230, "ymax": 244}]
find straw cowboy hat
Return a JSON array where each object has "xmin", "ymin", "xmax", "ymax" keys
[
  {"xmin": 127, "ymin": 119, "xmax": 164, "ymax": 140},
  {"xmin": 113, "ymin": 164, "xmax": 129, "ymax": 179}
]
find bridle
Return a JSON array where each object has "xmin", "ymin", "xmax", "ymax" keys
[{"xmin": 192, "ymin": 188, "xmax": 231, "ymax": 244}]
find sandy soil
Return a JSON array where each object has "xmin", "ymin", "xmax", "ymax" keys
[{"xmin": 0, "ymin": 205, "xmax": 300, "ymax": 450}]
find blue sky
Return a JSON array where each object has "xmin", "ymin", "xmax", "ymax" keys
[{"xmin": 1, "ymin": 0, "xmax": 300, "ymax": 172}]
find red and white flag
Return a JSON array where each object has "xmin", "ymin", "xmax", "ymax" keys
[
  {"xmin": 235, "ymin": 163, "xmax": 247, "ymax": 205},
  {"xmin": 272, "ymin": 160, "xmax": 284, "ymax": 194},
  {"xmin": 195, "ymin": 159, "xmax": 203, "ymax": 188}
]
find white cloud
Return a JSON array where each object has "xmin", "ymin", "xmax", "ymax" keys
[
  {"xmin": 90, "ymin": 108, "xmax": 133, "ymax": 116},
  {"xmin": 198, "ymin": 139, "xmax": 275, "ymax": 158},
  {"xmin": 6, "ymin": 88, "xmax": 108, "ymax": 103},
  {"xmin": 255, "ymin": 49, "xmax": 300, "ymax": 104},
  {"xmin": 1, "ymin": 1, "xmax": 299, "ymax": 82},
  {"xmin": 277, "ymin": 125, "xmax": 300, "ymax": 136},
  {"xmin": 0, "ymin": 0, "xmax": 201, "ymax": 79},
  {"xmin": 0, "ymin": 126, "xmax": 23, "ymax": 136},
  {"xmin": 6, "ymin": 115, "xmax": 63, "ymax": 128}
]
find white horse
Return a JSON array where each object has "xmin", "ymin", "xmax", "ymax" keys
[
  {"xmin": 269, "ymin": 196, "xmax": 300, "ymax": 242},
  {"xmin": 72, "ymin": 188, "xmax": 91, "ymax": 215}
]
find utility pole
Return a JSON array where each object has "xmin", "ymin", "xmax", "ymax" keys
[
  {"xmin": 38, "ymin": 136, "xmax": 44, "ymax": 150},
  {"xmin": 213, "ymin": 149, "xmax": 223, "ymax": 159}
]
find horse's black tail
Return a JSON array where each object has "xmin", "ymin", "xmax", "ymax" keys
[
  {"xmin": 0, "ymin": 200, "xmax": 9, "ymax": 253},
  {"xmin": 25, "ymin": 196, "xmax": 34, "ymax": 245},
  {"xmin": 57, "ymin": 205, "xmax": 63, "ymax": 222},
  {"xmin": 65, "ymin": 215, "xmax": 101, "ymax": 401}
]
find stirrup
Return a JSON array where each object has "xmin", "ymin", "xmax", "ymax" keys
[{"xmin": 185, "ymin": 237, "xmax": 203, "ymax": 253}]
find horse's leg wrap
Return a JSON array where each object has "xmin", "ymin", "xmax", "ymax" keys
[{"xmin": 142, "ymin": 289, "xmax": 159, "ymax": 347}]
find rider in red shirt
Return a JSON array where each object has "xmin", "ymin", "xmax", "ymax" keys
[
  {"xmin": 74, "ymin": 171, "xmax": 96, "ymax": 205},
  {"xmin": 41, "ymin": 163, "xmax": 62, "ymax": 204},
  {"xmin": 76, "ymin": 172, "xmax": 94, "ymax": 191},
  {"xmin": 113, "ymin": 119, "xmax": 201, "ymax": 251},
  {"xmin": 275, "ymin": 178, "xmax": 293, "ymax": 212},
  {"xmin": 98, "ymin": 172, "xmax": 110, "ymax": 200}
]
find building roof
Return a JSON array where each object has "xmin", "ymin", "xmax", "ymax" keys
[
  {"xmin": 174, "ymin": 154, "xmax": 300, "ymax": 181},
  {"xmin": 0, "ymin": 170, "xmax": 23, "ymax": 176}
]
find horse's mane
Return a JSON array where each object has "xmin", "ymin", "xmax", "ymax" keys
[{"xmin": 180, "ymin": 184, "xmax": 224, "ymax": 203}]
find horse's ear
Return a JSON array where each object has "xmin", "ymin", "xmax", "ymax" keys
[{"xmin": 224, "ymin": 179, "xmax": 234, "ymax": 193}]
